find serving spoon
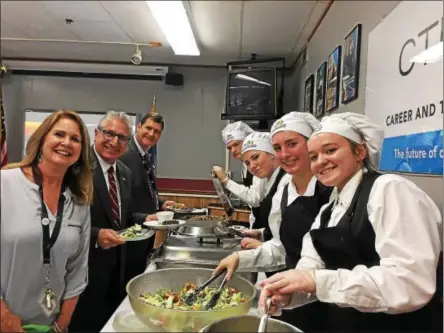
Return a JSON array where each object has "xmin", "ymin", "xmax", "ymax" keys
[{"xmin": 258, "ymin": 297, "xmax": 272, "ymax": 332}]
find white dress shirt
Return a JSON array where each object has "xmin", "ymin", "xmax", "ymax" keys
[
  {"xmin": 237, "ymin": 176, "xmax": 317, "ymax": 272},
  {"xmin": 133, "ymin": 134, "xmax": 149, "ymax": 156},
  {"xmin": 241, "ymin": 163, "xmax": 249, "ymax": 181},
  {"xmin": 290, "ymin": 169, "xmax": 442, "ymax": 314},
  {"xmin": 94, "ymin": 145, "xmax": 121, "ymax": 218}
]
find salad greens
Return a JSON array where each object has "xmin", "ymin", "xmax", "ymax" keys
[
  {"xmin": 120, "ymin": 224, "xmax": 145, "ymax": 240},
  {"xmin": 138, "ymin": 282, "xmax": 247, "ymax": 311}
]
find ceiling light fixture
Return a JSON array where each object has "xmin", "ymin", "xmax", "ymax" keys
[
  {"xmin": 145, "ymin": 1, "xmax": 200, "ymax": 56},
  {"xmin": 131, "ymin": 45, "xmax": 142, "ymax": 65},
  {"xmin": 410, "ymin": 41, "xmax": 443, "ymax": 64}
]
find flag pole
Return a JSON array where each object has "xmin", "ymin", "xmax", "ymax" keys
[
  {"xmin": 0, "ymin": 63, "xmax": 8, "ymax": 167},
  {"xmin": 151, "ymin": 89, "xmax": 157, "ymax": 113}
]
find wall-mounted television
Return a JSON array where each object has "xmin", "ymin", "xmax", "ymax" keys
[{"xmin": 224, "ymin": 67, "xmax": 277, "ymax": 120}]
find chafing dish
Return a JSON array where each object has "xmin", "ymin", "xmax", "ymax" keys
[
  {"xmin": 176, "ymin": 220, "xmax": 227, "ymax": 238},
  {"xmin": 150, "ymin": 219, "xmax": 255, "ymax": 282}
]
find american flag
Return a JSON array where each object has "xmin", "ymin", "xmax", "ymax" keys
[{"xmin": 0, "ymin": 79, "xmax": 7, "ymax": 168}]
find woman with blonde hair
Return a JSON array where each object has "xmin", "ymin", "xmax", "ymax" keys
[{"xmin": 1, "ymin": 110, "xmax": 93, "ymax": 332}]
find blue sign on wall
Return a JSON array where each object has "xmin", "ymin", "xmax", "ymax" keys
[{"xmin": 379, "ymin": 130, "xmax": 443, "ymax": 175}]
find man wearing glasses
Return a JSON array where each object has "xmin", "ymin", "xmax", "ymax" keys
[
  {"xmin": 120, "ymin": 112, "xmax": 175, "ymax": 285},
  {"xmin": 70, "ymin": 111, "xmax": 153, "ymax": 332}
]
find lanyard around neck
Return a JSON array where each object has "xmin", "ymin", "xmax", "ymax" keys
[{"xmin": 39, "ymin": 185, "xmax": 65, "ymax": 265}]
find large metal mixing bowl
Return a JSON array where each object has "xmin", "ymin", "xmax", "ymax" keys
[
  {"xmin": 126, "ymin": 268, "xmax": 256, "ymax": 332},
  {"xmin": 202, "ymin": 315, "xmax": 303, "ymax": 332}
]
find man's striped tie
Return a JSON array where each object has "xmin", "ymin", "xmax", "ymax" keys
[{"xmin": 107, "ymin": 166, "xmax": 120, "ymax": 228}]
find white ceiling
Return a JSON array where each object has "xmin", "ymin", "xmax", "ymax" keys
[{"xmin": 0, "ymin": 1, "xmax": 330, "ymax": 67}]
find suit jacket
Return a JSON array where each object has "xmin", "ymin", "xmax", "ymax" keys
[
  {"xmin": 89, "ymin": 148, "xmax": 146, "ymax": 283},
  {"xmin": 119, "ymin": 136, "xmax": 164, "ymax": 214},
  {"xmin": 70, "ymin": 148, "xmax": 148, "ymax": 332}
]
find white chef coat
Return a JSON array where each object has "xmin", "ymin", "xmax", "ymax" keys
[
  {"xmin": 288, "ymin": 169, "xmax": 442, "ymax": 314},
  {"xmin": 225, "ymin": 176, "xmax": 267, "ymax": 208},
  {"xmin": 237, "ymin": 176, "xmax": 317, "ymax": 272}
]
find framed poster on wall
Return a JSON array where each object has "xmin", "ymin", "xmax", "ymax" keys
[
  {"xmin": 342, "ymin": 23, "xmax": 362, "ymax": 104},
  {"xmin": 326, "ymin": 45, "xmax": 342, "ymax": 112},
  {"xmin": 365, "ymin": 2, "xmax": 443, "ymax": 175},
  {"xmin": 314, "ymin": 62, "xmax": 327, "ymax": 119},
  {"xmin": 304, "ymin": 74, "xmax": 315, "ymax": 114}
]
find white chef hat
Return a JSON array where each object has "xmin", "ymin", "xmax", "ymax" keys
[
  {"xmin": 270, "ymin": 111, "xmax": 320, "ymax": 138},
  {"xmin": 221, "ymin": 121, "xmax": 254, "ymax": 145},
  {"xmin": 241, "ymin": 132, "xmax": 274, "ymax": 155},
  {"xmin": 311, "ymin": 112, "xmax": 384, "ymax": 170}
]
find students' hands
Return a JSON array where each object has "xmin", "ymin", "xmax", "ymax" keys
[
  {"xmin": 258, "ymin": 287, "xmax": 292, "ymax": 315},
  {"xmin": 97, "ymin": 229, "xmax": 125, "ymax": 249},
  {"xmin": 258, "ymin": 269, "xmax": 316, "ymax": 295},
  {"xmin": 240, "ymin": 237, "xmax": 262, "ymax": 249},
  {"xmin": 213, "ymin": 252, "xmax": 240, "ymax": 280},
  {"xmin": 212, "ymin": 166, "xmax": 228, "ymax": 184}
]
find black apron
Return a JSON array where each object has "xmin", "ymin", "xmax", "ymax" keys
[
  {"xmin": 252, "ymin": 168, "xmax": 287, "ymax": 242},
  {"xmin": 277, "ymin": 180, "xmax": 332, "ymax": 333},
  {"xmin": 310, "ymin": 171, "xmax": 443, "ymax": 333},
  {"xmin": 249, "ymin": 168, "xmax": 287, "ymax": 279},
  {"xmin": 243, "ymin": 168, "xmax": 254, "ymax": 187}
]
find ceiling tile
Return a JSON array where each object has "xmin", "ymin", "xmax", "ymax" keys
[
  {"xmin": 190, "ymin": 1, "xmax": 242, "ymax": 54},
  {"xmin": 241, "ymin": 1, "xmax": 317, "ymax": 54},
  {"xmin": 1, "ymin": 1, "xmax": 57, "ymax": 25},
  {"xmin": 40, "ymin": 1, "xmax": 114, "ymax": 22},
  {"xmin": 1, "ymin": 21, "xmax": 29, "ymax": 38},
  {"xmin": 1, "ymin": 0, "xmax": 329, "ymax": 67},
  {"xmin": 67, "ymin": 21, "xmax": 132, "ymax": 42},
  {"xmin": 99, "ymin": 1, "xmax": 168, "ymax": 45}
]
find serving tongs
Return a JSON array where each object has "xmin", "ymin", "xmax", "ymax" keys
[
  {"xmin": 258, "ymin": 297, "xmax": 272, "ymax": 332},
  {"xmin": 204, "ymin": 272, "xmax": 229, "ymax": 310},
  {"xmin": 211, "ymin": 172, "xmax": 235, "ymax": 218},
  {"xmin": 184, "ymin": 269, "xmax": 227, "ymax": 306}
]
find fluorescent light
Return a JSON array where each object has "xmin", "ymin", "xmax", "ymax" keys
[
  {"xmin": 146, "ymin": 1, "xmax": 200, "ymax": 56},
  {"xmin": 410, "ymin": 41, "xmax": 443, "ymax": 64},
  {"xmin": 235, "ymin": 74, "xmax": 271, "ymax": 86}
]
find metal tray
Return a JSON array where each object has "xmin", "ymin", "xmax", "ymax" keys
[{"xmin": 176, "ymin": 219, "xmax": 230, "ymax": 238}]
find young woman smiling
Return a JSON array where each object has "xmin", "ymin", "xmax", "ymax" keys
[
  {"xmin": 237, "ymin": 131, "xmax": 289, "ymax": 251},
  {"xmin": 215, "ymin": 112, "xmax": 333, "ymax": 333},
  {"xmin": 259, "ymin": 113, "xmax": 442, "ymax": 333}
]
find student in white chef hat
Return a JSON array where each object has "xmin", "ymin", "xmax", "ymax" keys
[
  {"xmin": 213, "ymin": 121, "xmax": 269, "ymax": 229},
  {"xmin": 215, "ymin": 121, "xmax": 255, "ymax": 185},
  {"xmin": 235, "ymin": 131, "xmax": 289, "ymax": 250},
  {"xmin": 215, "ymin": 112, "xmax": 333, "ymax": 333},
  {"xmin": 259, "ymin": 112, "xmax": 443, "ymax": 333}
]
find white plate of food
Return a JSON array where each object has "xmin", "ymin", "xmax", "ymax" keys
[
  {"xmin": 143, "ymin": 219, "xmax": 186, "ymax": 230},
  {"xmin": 119, "ymin": 225, "xmax": 155, "ymax": 241}
]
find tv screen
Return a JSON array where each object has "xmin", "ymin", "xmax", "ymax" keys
[{"xmin": 225, "ymin": 68, "xmax": 276, "ymax": 120}]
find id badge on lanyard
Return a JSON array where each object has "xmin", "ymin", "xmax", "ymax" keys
[{"xmin": 38, "ymin": 184, "xmax": 65, "ymax": 317}]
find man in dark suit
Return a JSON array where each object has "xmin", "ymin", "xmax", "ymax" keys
[
  {"xmin": 70, "ymin": 111, "xmax": 153, "ymax": 332},
  {"xmin": 119, "ymin": 112, "xmax": 175, "ymax": 285}
]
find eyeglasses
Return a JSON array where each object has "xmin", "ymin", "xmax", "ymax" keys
[{"xmin": 98, "ymin": 126, "xmax": 130, "ymax": 144}]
